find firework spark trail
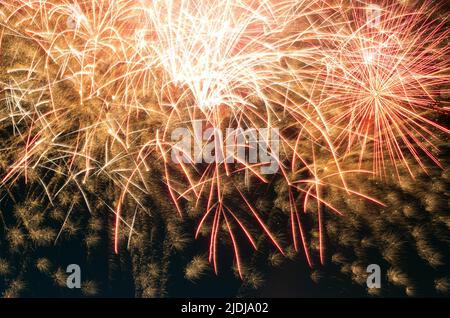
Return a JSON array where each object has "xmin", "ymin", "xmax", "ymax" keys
[{"xmin": 0, "ymin": 0, "xmax": 448, "ymax": 273}]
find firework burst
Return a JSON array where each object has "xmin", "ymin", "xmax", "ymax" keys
[
  {"xmin": 318, "ymin": 1, "xmax": 450, "ymax": 176},
  {"xmin": 0, "ymin": 0, "xmax": 448, "ymax": 276}
]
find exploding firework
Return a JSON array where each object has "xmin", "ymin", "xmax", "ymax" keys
[
  {"xmin": 0, "ymin": 0, "xmax": 448, "ymax": 277},
  {"xmin": 317, "ymin": 1, "xmax": 450, "ymax": 176}
]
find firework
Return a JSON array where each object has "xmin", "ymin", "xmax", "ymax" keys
[
  {"xmin": 0, "ymin": 0, "xmax": 448, "ymax": 277},
  {"xmin": 318, "ymin": 1, "xmax": 450, "ymax": 176}
]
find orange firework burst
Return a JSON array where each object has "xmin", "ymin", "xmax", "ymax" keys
[{"xmin": 0, "ymin": 0, "xmax": 448, "ymax": 276}]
